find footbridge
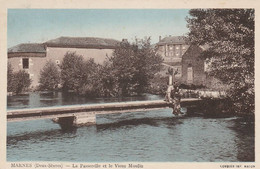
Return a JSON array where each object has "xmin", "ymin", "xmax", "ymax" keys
[{"xmin": 7, "ymin": 98, "xmax": 202, "ymax": 129}]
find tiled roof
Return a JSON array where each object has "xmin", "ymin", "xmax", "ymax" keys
[
  {"xmin": 157, "ymin": 36, "xmax": 186, "ymax": 45},
  {"xmin": 44, "ymin": 36, "xmax": 120, "ymax": 49},
  {"xmin": 8, "ymin": 43, "xmax": 46, "ymax": 53}
]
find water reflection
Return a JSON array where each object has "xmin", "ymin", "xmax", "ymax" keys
[
  {"xmin": 96, "ymin": 117, "xmax": 160, "ymax": 132},
  {"xmin": 228, "ymin": 118, "xmax": 255, "ymax": 162},
  {"xmin": 7, "ymin": 92, "xmax": 254, "ymax": 162},
  {"xmin": 7, "ymin": 92, "xmax": 162, "ymax": 110}
]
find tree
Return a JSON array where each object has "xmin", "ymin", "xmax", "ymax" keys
[
  {"xmin": 108, "ymin": 38, "xmax": 163, "ymax": 96},
  {"xmin": 58, "ymin": 39, "xmax": 162, "ymax": 97},
  {"xmin": 133, "ymin": 38, "xmax": 163, "ymax": 94},
  {"xmin": 60, "ymin": 52, "xmax": 100, "ymax": 95},
  {"xmin": 186, "ymin": 9, "xmax": 254, "ymax": 114},
  {"xmin": 7, "ymin": 63, "xmax": 14, "ymax": 92},
  {"xmin": 12, "ymin": 70, "xmax": 32, "ymax": 94},
  {"xmin": 7, "ymin": 63, "xmax": 31, "ymax": 94},
  {"xmin": 96, "ymin": 61, "xmax": 120, "ymax": 97},
  {"xmin": 77, "ymin": 58, "xmax": 101, "ymax": 96},
  {"xmin": 60, "ymin": 52, "xmax": 88, "ymax": 92},
  {"xmin": 39, "ymin": 60, "xmax": 61, "ymax": 91}
]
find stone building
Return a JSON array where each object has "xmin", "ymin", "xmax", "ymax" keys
[
  {"xmin": 8, "ymin": 37, "xmax": 120, "ymax": 88},
  {"xmin": 181, "ymin": 45, "xmax": 206, "ymax": 85},
  {"xmin": 156, "ymin": 36, "xmax": 206, "ymax": 86}
]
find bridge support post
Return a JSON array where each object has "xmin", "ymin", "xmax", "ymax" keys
[
  {"xmin": 73, "ymin": 112, "xmax": 96, "ymax": 127},
  {"xmin": 55, "ymin": 112, "xmax": 96, "ymax": 130}
]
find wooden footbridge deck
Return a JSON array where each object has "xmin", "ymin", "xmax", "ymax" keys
[{"xmin": 7, "ymin": 98, "xmax": 202, "ymax": 128}]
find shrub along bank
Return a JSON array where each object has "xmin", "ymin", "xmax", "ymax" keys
[{"xmin": 7, "ymin": 63, "xmax": 31, "ymax": 95}]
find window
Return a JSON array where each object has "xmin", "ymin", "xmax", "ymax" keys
[{"xmin": 23, "ymin": 58, "xmax": 29, "ymax": 69}]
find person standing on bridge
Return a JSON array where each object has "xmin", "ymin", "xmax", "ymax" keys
[
  {"xmin": 171, "ymin": 83, "xmax": 181, "ymax": 115},
  {"xmin": 164, "ymin": 67, "xmax": 182, "ymax": 115}
]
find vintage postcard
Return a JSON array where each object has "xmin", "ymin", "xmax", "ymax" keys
[{"xmin": 0, "ymin": 0, "xmax": 259, "ymax": 169}]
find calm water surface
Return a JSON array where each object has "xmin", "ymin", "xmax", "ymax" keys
[{"xmin": 7, "ymin": 92, "xmax": 254, "ymax": 162}]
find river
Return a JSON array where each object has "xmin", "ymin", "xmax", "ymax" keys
[{"xmin": 7, "ymin": 92, "xmax": 254, "ymax": 162}]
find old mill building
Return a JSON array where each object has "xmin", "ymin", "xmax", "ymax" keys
[
  {"xmin": 156, "ymin": 36, "xmax": 207, "ymax": 86},
  {"xmin": 8, "ymin": 36, "xmax": 207, "ymax": 88},
  {"xmin": 8, "ymin": 37, "xmax": 120, "ymax": 88}
]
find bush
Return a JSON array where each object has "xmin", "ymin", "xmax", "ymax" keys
[
  {"xmin": 7, "ymin": 63, "xmax": 14, "ymax": 93},
  {"xmin": 7, "ymin": 63, "xmax": 32, "ymax": 94},
  {"xmin": 39, "ymin": 61, "xmax": 61, "ymax": 91},
  {"xmin": 205, "ymin": 76, "xmax": 230, "ymax": 91},
  {"xmin": 148, "ymin": 74, "xmax": 168, "ymax": 95},
  {"xmin": 77, "ymin": 59, "xmax": 101, "ymax": 96},
  {"xmin": 60, "ymin": 52, "xmax": 88, "ymax": 92},
  {"xmin": 12, "ymin": 70, "xmax": 31, "ymax": 94},
  {"xmin": 96, "ymin": 61, "xmax": 120, "ymax": 97},
  {"xmin": 60, "ymin": 52, "xmax": 100, "ymax": 94}
]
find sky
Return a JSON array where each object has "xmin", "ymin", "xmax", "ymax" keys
[{"xmin": 8, "ymin": 9, "xmax": 190, "ymax": 48}]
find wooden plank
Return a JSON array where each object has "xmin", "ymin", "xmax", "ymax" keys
[
  {"xmin": 8, "ymin": 107, "xmax": 171, "ymax": 122},
  {"xmin": 7, "ymin": 98, "xmax": 201, "ymax": 122}
]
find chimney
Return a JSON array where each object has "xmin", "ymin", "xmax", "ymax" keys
[{"xmin": 159, "ymin": 36, "xmax": 161, "ymax": 42}]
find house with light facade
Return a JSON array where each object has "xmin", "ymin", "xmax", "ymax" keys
[
  {"xmin": 8, "ymin": 37, "xmax": 120, "ymax": 88},
  {"xmin": 156, "ymin": 36, "xmax": 207, "ymax": 86},
  {"xmin": 8, "ymin": 35, "xmax": 207, "ymax": 89}
]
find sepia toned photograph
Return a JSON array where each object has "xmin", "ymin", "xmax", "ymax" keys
[{"xmin": 5, "ymin": 7, "xmax": 255, "ymax": 166}]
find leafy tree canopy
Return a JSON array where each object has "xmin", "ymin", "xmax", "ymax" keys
[
  {"xmin": 13, "ymin": 70, "xmax": 32, "ymax": 94},
  {"xmin": 60, "ymin": 52, "xmax": 88, "ymax": 92},
  {"xmin": 187, "ymin": 9, "xmax": 254, "ymax": 114},
  {"xmin": 60, "ymin": 52, "xmax": 100, "ymax": 95},
  {"xmin": 108, "ymin": 38, "xmax": 163, "ymax": 96},
  {"xmin": 39, "ymin": 60, "xmax": 61, "ymax": 91},
  {"xmin": 47, "ymin": 39, "xmax": 162, "ymax": 97},
  {"xmin": 7, "ymin": 63, "xmax": 14, "ymax": 93}
]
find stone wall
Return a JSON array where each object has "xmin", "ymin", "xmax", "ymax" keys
[
  {"xmin": 8, "ymin": 47, "xmax": 115, "ymax": 88},
  {"xmin": 181, "ymin": 45, "xmax": 206, "ymax": 86},
  {"xmin": 46, "ymin": 47, "xmax": 114, "ymax": 65},
  {"xmin": 8, "ymin": 53, "xmax": 46, "ymax": 88}
]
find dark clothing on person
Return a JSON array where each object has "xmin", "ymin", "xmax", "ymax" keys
[{"xmin": 169, "ymin": 85, "xmax": 181, "ymax": 115}]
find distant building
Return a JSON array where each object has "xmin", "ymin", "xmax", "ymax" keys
[
  {"xmin": 155, "ymin": 36, "xmax": 206, "ymax": 86},
  {"xmin": 8, "ymin": 37, "xmax": 120, "ymax": 88}
]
